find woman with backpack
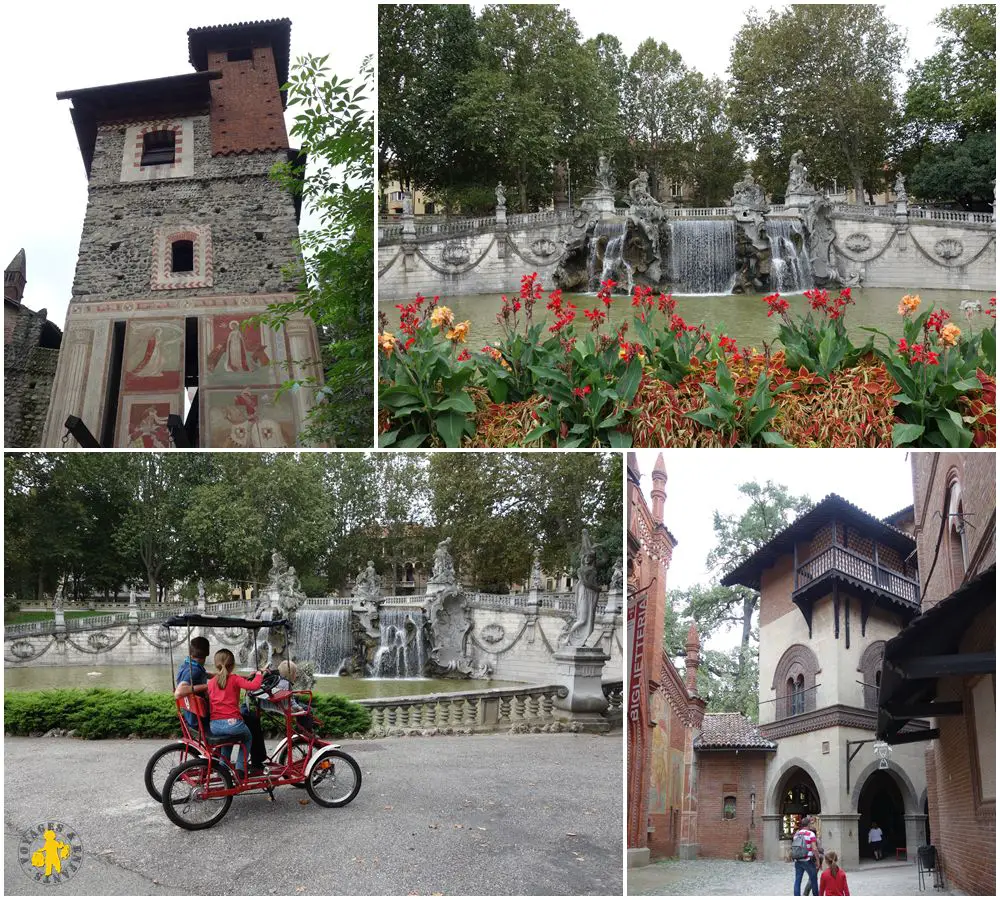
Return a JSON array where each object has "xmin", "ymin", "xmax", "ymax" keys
[
  {"xmin": 791, "ymin": 814, "xmax": 821, "ymax": 896},
  {"xmin": 819, "ymin": 851, "xmax": 850, "ymax": 895}
]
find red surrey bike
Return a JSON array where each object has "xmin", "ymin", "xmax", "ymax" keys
[{"xmin": 146, "ymin": 613, "xmax": 361, "ymax": 830}]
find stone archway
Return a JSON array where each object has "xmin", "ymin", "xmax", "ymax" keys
[
  {"xmin": 766, "ymin": 756, "xmax": 829, "ymax": 816},
  {"xmin": 851, "ymin": 760, "xmax": 921, "ymax": 862}
]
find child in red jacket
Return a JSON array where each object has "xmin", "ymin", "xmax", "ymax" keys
[{"xmin": 820, "ymin": 851, "xmax": 850, "ymax": 896}]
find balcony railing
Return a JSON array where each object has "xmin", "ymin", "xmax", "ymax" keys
[{"xmin": 795, "ymin": 545, "xmax": 918, "ymax": 605}]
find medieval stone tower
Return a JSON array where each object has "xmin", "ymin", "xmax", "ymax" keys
[{"xmin": 43, "ymin": 19, "xmax": 322, "ymax": 448}]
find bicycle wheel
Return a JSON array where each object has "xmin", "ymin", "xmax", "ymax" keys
[
  {"xmin": 305, "ymin": 749, "xmax": 362, "ymax": 808},
  {"xmin": 162, "ymin": 758, "xmax": 234, "ymax": 830},
  {"xmin": 144, "ymin": 741, "xmax": 201, "ymax": 803},
  {"xmin": 274, "ymin": 736, "xmax": 310, "ymax": 788}
]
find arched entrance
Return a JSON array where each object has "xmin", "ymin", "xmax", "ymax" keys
[
  {"xmin": 857, "ymin": 770, "xmax": 905, "ymax": 861},
  {"xmin": 777, "ymin": 766, "xmax": 822, "ymax": 841}
]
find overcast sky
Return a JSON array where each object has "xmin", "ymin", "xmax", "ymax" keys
[
  {"xmin": 1, "ymin": 2, "xmax": 373, "ymax": 329},
  {"xmin": 633, "ymin": 449, "xmax": 915, "ymax": 651}
]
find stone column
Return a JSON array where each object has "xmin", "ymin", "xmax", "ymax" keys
[
  {"xmin": 904, "ymin": 814, "xmax": 929, "ymax": 860},
  {"xmin": 43, "ymin": 325, "xmax": 95, "ymax": 447},
  {"xmin": 401, "ymin": 196, "xmax": 416, "ymax": 262},
  {"xmin": 762, "ymin": 815, "xmax": 783, "ymax": 862},
  {"xmin": 819, "ymin": 813, "xmax": 862, "ymax": 869},
  {"xmin": 284, "ymin": 318, "xmax": 318, "ymax": 438},
  {"xmin": 553, "ymin": 645, "xmax": 611, "ymax": 732}
]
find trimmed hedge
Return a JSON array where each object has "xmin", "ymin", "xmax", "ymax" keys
[{"xmin": 3, "ymin": 689, "xmax": 372, "ymax": 740}]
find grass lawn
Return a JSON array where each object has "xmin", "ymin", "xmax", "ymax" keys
[{"xmin": 4, "ymin": 610, "xmax": 108, "ymax": 624}]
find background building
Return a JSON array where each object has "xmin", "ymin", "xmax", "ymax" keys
[
  {"xmin": 878, "ymin": 452, "xmax": 995, "ymax": 895},
  {"xmin": 42, "ymin": 19, "xmax": 322, "ymax": 448}
]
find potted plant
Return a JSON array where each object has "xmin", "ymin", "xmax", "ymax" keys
[{"xmin": 741, "ymin": 840, "xmax": 757, "ymax": 861}]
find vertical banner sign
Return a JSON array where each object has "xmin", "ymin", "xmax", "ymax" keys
[{"xmin": 627, "ymin": 591, "xmax": 648, "ymax": 848}]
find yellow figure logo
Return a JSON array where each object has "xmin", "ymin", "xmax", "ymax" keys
[
  {"xmin": 32, "ymin": 830, "xmax": 70, "ymax": 876},
  {"xmin": 18, "ymin": 821, "xmax": 83, "ymax": 884}
]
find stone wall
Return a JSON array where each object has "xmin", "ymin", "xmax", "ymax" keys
[
  {"xmin": 378, "ymin": 218, "xmax": 576, "ymax": 301},
  {"xmin": 829, "ymin": 214, "xmax": 994, "ymax": 291},
  {"xmin": 4, "ymin": 306, "xmax": 60, "ymax": 447}
]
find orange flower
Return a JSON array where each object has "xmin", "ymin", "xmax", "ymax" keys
[
  {"xmin": 897, "ymin": 294, "xmax": 921, "ymax": 316},
  {"xmin": 939, "ymin": 323, "xmax": 961, "ymax": 346},
  {"xmin": 446, "ymin": 320, "xmax": 471, "ymax": 343},
  {"xmin": 378, "ymin": 331, "xmax": 397, "ymax": 353},
  {"xmin": 430, "ymin": 306, "xmax": 454, "ymax": 329}
]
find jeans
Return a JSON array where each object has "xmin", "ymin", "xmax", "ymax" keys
[
  {"xmin": 210, "ymin": 718, "xmax": 252, "ymax": 773},
  {"xmin": 794, "ymin": 859, "xmax": 819, "ymax": 896}
]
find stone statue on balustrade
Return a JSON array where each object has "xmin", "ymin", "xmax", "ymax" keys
[
  {"xmin": 610, "ymin": 557, "xmax": 623, "ymax": 592},
  {"xmin": 244, "ymin": 550, "xmax": 305, "ymax": 670},
  {"xmin": 351, "ymin": 560, "xmax": 381, "ymax": 640},
  {"xmin": 892, "ymin": 172, "xmax": 907, "ymax": 202},
  {"xmin": 429, "ymin": 537, "xmax": 456, "ymax": 588},
  {"xmin": 530, "ymin": 548, "xmax": 544, "ymax": 590},
  {"xmin": 402, "ymin": 194, "xmax": 413, "ymax": 216},
  {"xmin": 596, "ymin": 155, "xmax": 614, "ymax": 194},
  {"xmin": 495, "ymin": 182, "xmax": 507, "ymax": 209},
  {"xmin": 628, "ymin": 170, "xmax": 661, "ymax": 209},
  {"xmin": 558, "ymin": 530, "xmax": 604, "ymax": 648},
  {"xmin": 731, "ymin": 170, "xmax": 768, "ymax": 213},
  {"xmin": 786, "ymin": 150, "xmax": 817, "ymax": 196}
]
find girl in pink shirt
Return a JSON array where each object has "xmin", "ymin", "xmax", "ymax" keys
[{"xmin": 207, "ymin": 649, "xmax": 263, "ymax": 777}]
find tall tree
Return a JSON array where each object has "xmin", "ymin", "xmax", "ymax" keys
[
  {"xmin": 728, "ymin": 5, "xmax": 906, "ymax": 201},
  {"xmin": 269, "ymin": 54, "xmax": 374, "ymax": 447},
  {"xmin": 686, "ymin": 77, "xmax": 746, "ymax": 207},
  {"xmin": 901, "ymin": 5, "xmax": 996, "ymax": 208},
  {"xmin": 667, "ymin": 481, "xmax": 813, "ymax": 717},
  {"xmin": 621, "ymin": 39, "xmax": 705, "ymax": 198}
]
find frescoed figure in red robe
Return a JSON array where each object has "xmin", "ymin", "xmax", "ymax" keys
[
  {"xmin": 207, "ymin": 316, "xmax": 270, "ymax": 383},
  {"xmin": 127, "ymin": 404, "xmax": 171, "ymax": 448},
  {"xmin": 124, "ymin": 321, "xmax": 183, "ymax": 392},
  {"xmin": 225, "ymin": 320, "xmax": 254, "ymax": 373},
  {"xmin": 222, "ymin": 388, "xmax": 286, "ymax": 447}
]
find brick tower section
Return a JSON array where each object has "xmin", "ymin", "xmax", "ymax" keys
[{"xmin": 205, "ymin": 46, "xmax": 289, "ymax": 155}]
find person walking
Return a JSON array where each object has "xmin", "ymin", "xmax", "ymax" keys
[
  {"xmin": 819, "ymin": 851, "xmax": 850, "ymax": 895},
  {"xmin": 803, "ymin": 817, "xmax": 824, "ymax": 895},
  {"xmin": 792, "ymin": 815, "xmax": 821, "ymax": 896},
  {"xmin": 868, "ymin": 821, "xmax": 883, "ymax": 861}
]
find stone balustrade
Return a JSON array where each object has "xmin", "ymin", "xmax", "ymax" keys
[{"xmin": 358, "ymin": 679, "xmax": 625, "ymax": 736}]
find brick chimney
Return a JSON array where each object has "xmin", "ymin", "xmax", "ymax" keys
[
  {"xmin": 685, "ymin": 621, "xmax": 700, "ymax": 695},
  {"xmin": 651, "ymin": 451, "xmax": 667, "ymax": 524}
]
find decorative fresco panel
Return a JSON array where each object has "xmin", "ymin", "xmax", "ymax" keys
[
  {"xmin": 118, "ymin": 395, "xmax": 179, "ymax": 448},
  {"xmin": 122, "ymin": 319, "xmax": 184, "ymax": 393},
  {"xmin": 202, "ymin": 314, "xmax": 276, "ymax": 387},
  {"xmin": 203, "ymin": 388, "xmax": 295, "ymax": 448}
]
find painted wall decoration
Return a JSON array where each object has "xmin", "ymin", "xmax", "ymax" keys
[
  {"xmin": 122, "ymin": 319, "xmax": 184, "ymax": 393},
  {"xmin": 119, "ymin": 396, "xmax": 177, "ymax": 448},
  {"xmin": 204, "ymin": 388, "xmax": 294, "ymax": 448},
  {"xmin": 648, "ymin": 692, "xmax": 684, "ymax": 816},
  {"xmin": 204, "ymin": 314, "xmax": 274, "ymax": 387}
]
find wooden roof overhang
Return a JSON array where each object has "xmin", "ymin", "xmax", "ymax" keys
[{"xmin": 876, "ymin": 564, "xmax": 996, "ymax": 745}]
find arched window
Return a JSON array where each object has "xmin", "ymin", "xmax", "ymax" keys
[
  {"xmin": 142, "ymin": 130, "xmax": 176, "ymax": 166},
  {"xmin": 772, "ymin": 644, "xmax": 821, "ymax": 719},
  {"xmin": 723, "ymin": 796, "xmax": 737, "ymax": 820},
  {"xmin": 171, "ymin": 240, "xmax": 194, "ymax": 273},
  {"xmin": 946, "ymin": 478, "xmax": 968, "ymax": 589},
  {"xmin": 780, "ymin": 778, "xmax": 821, "ymax": 839},
  {"xmin": 858, "ymin": 640, "xmax": 886, "ymax": 710}
]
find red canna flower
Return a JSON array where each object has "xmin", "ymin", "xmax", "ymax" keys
[
  {"xmin": 457, "ymin": 349, "xmax": 471, "ymax": 362},
  {"xmin": 763, "ymin": 292, "xmax": 790, "ymax": 317},
  {"xmin": 597, "ymin": 279, "xmax": 616, "ymax": 307},
  {"xmin": 572, "ymin": 385, "xmax": 592, "ymax": 398}
]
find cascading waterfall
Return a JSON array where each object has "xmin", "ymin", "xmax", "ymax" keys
[
  {"xmin": 295, "ymin": 609, "xmax": 353, "ymax": 675},
  {"xmin": 371, "ymin": 607, "xmax": 428, "ymax": 678},
  {"xmin": 766, "ymin": 219, "xmax": 812, "ymax": 293},
  {"xmin": 667, "ymin": 220, "xmax": 737, "ymax": 294},
  {"xmin": 587, "ymin": 222, "xmax": 630, "ymax": 292}
]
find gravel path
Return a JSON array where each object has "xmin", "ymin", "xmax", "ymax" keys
[
  {"xmin": 628, "ymin": 856, "xmax": 966, "ymax": 896},
  {"xmin": 5, "ymin": 732, "xmax": 622, "ymax": 896}
]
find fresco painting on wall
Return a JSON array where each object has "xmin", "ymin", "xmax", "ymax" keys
[
  {"xmin": 648, "ymin": 693, "xmax": 670, "ymax": 815},
  {"xmin": 119, "ymin": 397, "xmax": 176, "ymax": 448},
  {"xmin": 204, "ymin": 387, "xmax": 294, "ymax": 448},
  {"xmin": 204, "ymin": 314, "xmax": 273, "ymax": 386},
  {"xmin": 123, "ymin": 319, "xmax": 184, "ymax": 393}
]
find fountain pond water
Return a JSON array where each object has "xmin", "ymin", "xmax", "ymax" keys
[
  {"xmin": 295, "ymin": 608, "xmax": 354, "ymax": 676},
  {"xmin": 667, "ymin": 219, "xmax": 737, "ymax": 294}
]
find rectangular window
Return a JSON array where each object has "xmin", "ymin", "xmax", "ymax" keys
[
  {"xmin": 971, "ymin": 674, "xmax": 995, "ymax": 801},
  {"xmin": 141, "ymin": 130, "xmax": 176, "ymax": 167},
  {"xmin": 227, "ymin": 47, "xmax": 254, "ymax": 62}
]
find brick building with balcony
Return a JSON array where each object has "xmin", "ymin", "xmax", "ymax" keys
[
  {"xmin": 722, "ymin": 493, "xmax": 930, "ymax": 868},
  {"xmin": 877, "ymin": 453, "xmax": 995, "ymax": 895}
]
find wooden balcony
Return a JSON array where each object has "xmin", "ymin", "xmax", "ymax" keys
[{"xmin": 794, "ymin": 545, "xmax": 919, "ymax": 608}]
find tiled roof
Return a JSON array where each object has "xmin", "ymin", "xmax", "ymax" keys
[{"xmin": 694, "ymin": 713, "xmax": 776, "ymax": 750}]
